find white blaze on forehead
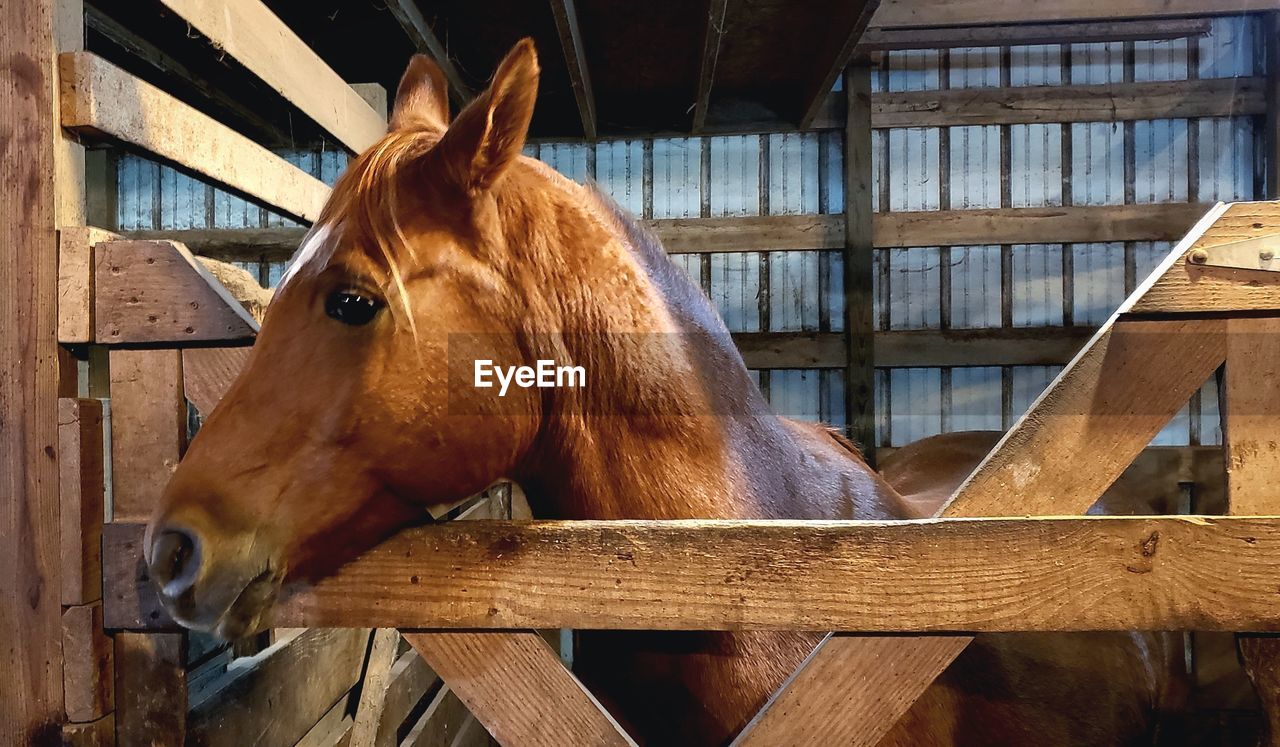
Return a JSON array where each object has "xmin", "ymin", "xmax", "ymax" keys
[{"xmin": 276, "ymin": 222, "xmax": 337, "ymax": 292}]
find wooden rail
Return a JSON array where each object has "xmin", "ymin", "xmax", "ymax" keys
[{"xmin": 104, "ymin": 515, "xmax": 1280, "ymax": 632}]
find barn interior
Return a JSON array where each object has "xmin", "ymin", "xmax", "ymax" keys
[{"xmin": 8, "ymin": 0, "xmax": 1279, "ymax": 745}]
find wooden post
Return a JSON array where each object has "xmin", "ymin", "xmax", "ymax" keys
[
  {"xmin": 843, "ymin": 64, "xmax": 876, "ymax": 457},
  {"xmin": 1, "ymin": 0, "xmax": 85, "ymax": 741}
]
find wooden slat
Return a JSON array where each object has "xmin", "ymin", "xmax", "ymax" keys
[
  {"xmin": 188, "ymin": 628, "xmax": 372, "ymax": 747},
  {"xmin": 844, "ymin": 64, "xmax": 876, "ymax": 452},
  {"xmin": 62, "ymin": 602, "xmax": 114, "ymax": 722},
  {"xmin": 155, "ymin": 0, "xmax": 386, "ymax": 153},
  {"xmin": 799, "ymin": 2, "xmax": 879, "ymax": 130},
  {"xmin": 400, "ymin": 685, "xmax": 477, "ymax": 747},
  {"xmin": 60, "ymin": 397, "xmax": 105, "ymax": 606},
  {"xmin": 875, "ymin": 78, "xmax": 1265, "ymax": 128},
  {"xmin": 692, "ymin": 0, "xmax": 730, "ymax": 134},
  {"xmin": 57, "ymin": 226, "xmax": 117, "ymax": 343},
  {"xmin": 405, "ymin": 631, "xmax": 635, "ymax": 747},
  {"xmin": 349, "ymin": 628, "xmax": 401, "ymax": 747},
  {"xmin": 59, "ymin": 52, "xmax": 330, "ymax": 223},
  {"xmin": 1, "ymin": 0, "xmax": 67, "ymax": 740},
  {"xmin": 857, "ymin": 17, "xmax": 1213, "ymax": 52},
  {"xmin": 108, "ymin": 349, "xmax": 185, "ymax": 522},
  {"xmin": 550, "ymin": 0, "xmax": 597, "ymax": 139},
  {"xmin": 114, "ymin": 632, "xmax": 186, "ymax": 746},
  {"xmin": 104, "ymin": 515, "xmax": 1280, "ymax": 632},
  {"xmin": 94, "ymin": 240, "xmax": 259, "ymax": 345},
  {"xmin": 125, "ymin": 203, "xmax": 1212, "ymax": 259},
  {"xmin": 61, "ymin": 713, "xmax": 114, "ymax": 747},
  {"xmin": 733, "ymin": 328, "xmax": 1092, "ymax": 368},
  {"xmin": 871, "ymin": 0, "xmax": 1280, "ymax": 28},
  {"xmin": 384, "ymin": 0, "xmax": 474, "ymax": 106},
  {"xmin": 1130, "ymin": 202, "xmax": 1280, "ymax": 314}
]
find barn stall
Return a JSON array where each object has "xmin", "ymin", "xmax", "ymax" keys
[{"xmin": 4, "ymin": 0, "xmax": 1280, "ymax": 744}]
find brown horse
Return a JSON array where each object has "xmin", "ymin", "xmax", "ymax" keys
[{"xmin": 147, "ymin": 41, "xmax": 1186, "ymax": 745}]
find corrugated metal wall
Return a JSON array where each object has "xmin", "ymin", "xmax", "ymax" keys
[{"xmin": 113, "ymin": 15, "xmax": 1259, "ymax": 449}]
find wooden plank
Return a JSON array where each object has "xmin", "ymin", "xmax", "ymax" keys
[
  {"xmin": 549, "ymin": 0, "xmax": 597, "ymax": 139},
  {"xmin": 108, "ymin": 349, "xmax": 185, "ymax": 522},
  {"xmin": 349, "ymin": 628, "xmax": 401, "ymax": 747},
  {"xmin": 845, "ymin": 64, "xmax": 876, "ymax": 452},
  {"xmin": 59, "ymin": 51, "xmax": 330, "ymax": 224},
  {"xmin": 384, "ymin": 0, "xmax": 474, "ymax": 106},
  {"xmin": 126, "ymin": 203, "xmax": 1212, "ymax": 258},
  {"xmin": 57, "ymin": 226, "xmax": 118, "ymax": 343},
  {"xmin": 183, "ymin": 347, "xmax": 254, "ymax": 415},
  {"xmin": 104, "ymin": 515, "xmax": 1280, "ymax": 632},
  {"xmin": 155, "ymin": 0, "xmax": 386, "ymax": 153},
  {"xmin": 877, "ymin": 202, "xmax": 1212, "ymax": 247},
  {"xmin": 857, "ymin": 17, "xmax": 1213, "ymax": 52},
  {"xmin": 61, "ymin": 713, "xmax": 114, "ymax": 747},
  {"xmin": 62, "ymin": 602, "xmax": 114, "ymax": 722},
  {"xmin": 692, "ymin": 0, "xmax": 730, "ymax": 133},
  {"xmin": 875, "ymin": 78, "xmax": 1265, "ymax": 128},
  {"xmin": 405, "ymin": 631, "xmax": 635, "ymax": 747},
  {"xmin": 94, "ymin": 240, "xmax": 259, "ymax": 344},
  {"xmin": 376, "ymin": 650, "xmax": 441, "ymax": 746},
  {"xmin": 114, "ymin": 632, "xmax": 186, "ymax": 746},
  {"xmin": 188, "ymin": 628, "xmax": 372, "ymax": 747},
  {"xmin": 798, "ymin": 3, "xmax": 878, "ymax": 130},
  {"xmin": 1130, "ymin": 202, "xmax": 1280, "ymax": 314},
  {"xmin": 732, "ymin": 328, "xmax": 1091, "ymax": 368},
  {"xmin": 0, "ymin": 0, "xmax": 68, "ymax": 740},
  {"xmin": 400, "ymin": 685, "xmax": 476, "ymax": 747},
  {"xmin": 59, "ymin": 397, "xmax": 104, "ymax": 606},
  {"xmin": 871, "ymin": 0, "xmax": 1280, "ymax": 28}
]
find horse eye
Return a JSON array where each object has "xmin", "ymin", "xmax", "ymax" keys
[{"xmin": 324, "ymin": 290, "xmax": 383, "ymax": 326}]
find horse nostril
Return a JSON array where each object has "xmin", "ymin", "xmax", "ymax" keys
[{"xmin": 149, "ymin": 527, "xmax": 202, "ymax": 596}]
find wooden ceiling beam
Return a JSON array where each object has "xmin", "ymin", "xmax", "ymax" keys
[
  {"xmin": 384, "ymin": 0, "xmax": 474, "ymax": 107},
  {"xmin": 549, "ymin": 0, "xmax": 597, "ymax": 140},
  {"xmin": 797, "ymin": 0, "xmax": 880, "ymax": 130},
  {"xmin": 857, "ymin": 17, "xmax": 1212, "ymax": 53},
  {"xmin": 872, "ymin": 0, "xmax": 1280, "ymax": 28},
  {"xmin": 692, "ymin": 0, "xmax": 730, "ymax": 133}
]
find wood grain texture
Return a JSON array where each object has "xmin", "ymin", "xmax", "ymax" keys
[
  {"xmin": 62, "ymin": 602, "xmax": 114, "ymax": 722},
  {"xmin": 349, "ymin": 628, "xmax": 401, "ymax": 747},
  {"xmin": 108, "ymin": 349, "xmax": 185, "ymax": 522},
  {"xmin": 94, "ymin": 240, "xmax": 259, "ymax": 344},
  {"xmin": 155, "ymin": 0, "xmax": 386, "ymax": 153},
  {"xmin": 874, "ymin": 78, "xmax": 1264, "ymax": 128},
  {"xmin": 405, "ymin": 631, "xmax": 635, "ymax": 747},
  {"xmin": 845, "ymin": 64, "xmax": 876, "ymax": 453},
  {"xmin": 183, "ymin": 347, "xmax": 254, "ymax": 415},
  {"xmin": 872, "ymin": 0, "xmax": 1280, "ymax": 27},
  {"xmin": 187, "ymin": 628, "xmax": 372, "ymax": 747},
  {"xmin": 1131, "ymin": 202, "xmax": 1280, "ymax": 314},
  {"xmin": 400, "ymin": 685, "xmax": 481, "ymax": 747},
  {"xmin": 61, "ymin": 714, "xmax": 114, "ymax": 747},
  {"xmin": 0, "ymin": 0, "xmax": 67, "ymax": 740},
  {"xmin": 57, "ymin": 225, "xmax": 118, "ymax": 342},
  {"xmin": 104, "ymin": 516, "xmax": 1280, "ymax": 632},
  {"xmin": 1225, "ymin": 316, "xmax": 1280, "ymax": 515},
  {"xmin": 60, "ymin": 397, "xmax": 104, "ymax": 605},
  {"xmin": 59, "ymin": 52, "xmax": 331, "ymax": 223},
  {"xmin": 734, "ymin": 328, "xmax": 1091, "ymax": 369},
  {"xmin": 114, "ymin": 631, "xmax": 186, "ymax": 746}
]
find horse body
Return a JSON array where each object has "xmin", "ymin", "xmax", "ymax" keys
[{"xmin": 147, "ymin": 42, "xmax": 1184, "ymax": 745}]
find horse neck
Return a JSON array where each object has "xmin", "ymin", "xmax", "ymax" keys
[{"xmin": 502, "ymin": 171, "xmax": 907, "ymax": 522}]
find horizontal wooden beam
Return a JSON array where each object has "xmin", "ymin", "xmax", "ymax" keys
[
  {"xmin": 735, "ymin": 328, "xmax": 1092, "ymax": 369},
  {"xmin": 857, "ymin": 17, "xmax": 1213, "ymax": 52},
  {"xmin": 874, "ymin": 78, "xmax": 1265, "ymax": 129},
  {"xmin": 104, "ymin": 515, "xmax": 1280, "ymax": 632},
  {"xmin": 154, "ymin": 0, "xmax": 387, "ymax": 153},
  {"xmin": 871, "ymin": 0, "xmax": 1280, "ymax": 28},
  {"xmin": 125, "ymin": 202, "xmax": 1213, "ymax": 262},
  {"xmin": 59, "ymin": 52, "xmax": 330, "ymax": 224},
  {"xmin": 384, "ymin": 0, "xmax": 474, "ymax": 106}
]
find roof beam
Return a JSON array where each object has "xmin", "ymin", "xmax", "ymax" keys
[
  {"xmin": 692, "ymin": 0, "xmax": 730, "ymax": 133},
  {"xmin": 383, "ymin": 0, "xmax": 474, "ymax": 107},
  {"xmin": 549, "ymin": 0, "xmax": 597, "ymax": 139},
  {"xmin": 872, "ymin": 0, "xmax": 1280, "ymax": 28},
  {"xmin": 857, "ymin": 17, "xmax": 1212, "ymax": 53},
  {"xmin": 797, "ymin": 0, "xmax": 880, "ymax": 129}
]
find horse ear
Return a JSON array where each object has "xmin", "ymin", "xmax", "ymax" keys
[
  {"xmin": 390, "ymin": 54, "xmax": 450, "ymax": 132},
  {"xmin": 433, "ymin": 38, "xmax": 539, "ymax": 192}
]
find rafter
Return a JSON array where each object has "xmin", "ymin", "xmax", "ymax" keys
[
  {"xmin": 384, "ymin": 0, "xmax": 474, "ymax": 106},
  {"xmin": 691, "ymin": 0, "xmax": 730, "ymax": 133},
  {"xmin": 797, "ymin": 0, "xmax": 879, "ymax": 129},
  {"xmin": 549, "ymin": 0, "xmax": 597, "ymax": 139}
]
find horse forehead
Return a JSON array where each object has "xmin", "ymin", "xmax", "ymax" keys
[{"xmin": 278, "ymin": 222, "xmax": 339, "ymax": 290}]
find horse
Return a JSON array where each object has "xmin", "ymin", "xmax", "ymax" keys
[{"xmin": 146, "ymin": 40, "xmax": 1188, "ymax": 745}]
